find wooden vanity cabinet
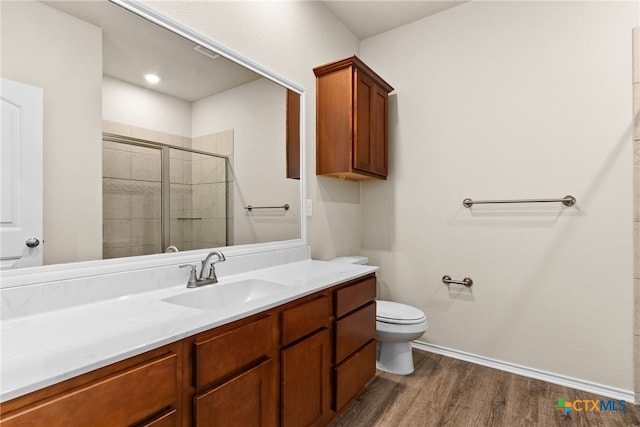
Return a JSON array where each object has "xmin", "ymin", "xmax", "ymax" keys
[
  {"xmin": 1, "ymin": 274, "xmax": 378, "ymax": 427},
  {"xmin": 314, "ymin": 56, "xmax": 394, "ymax": 181},
  {"xmin": 331, "ymin": 275, "xmax": 377, "ymax": 412},
  {"xmin": 0, "ymin": 343, "xmax": 182, "ymax": 427}
]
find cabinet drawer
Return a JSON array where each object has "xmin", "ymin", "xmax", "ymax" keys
[
  {"xmin": 333, "ymin": 339, "xmax": 376, "ymax": 412},
  {"xmin": 1, "ymin": 352, "xmax": 177, "ymax": 427},
  {"xmin": 334, "ymin": 302, "xmax": 376, "ymax": 363},
  {"xmin": 194, "ymin": 315, "xmax": 274, "ymax": 389},
  {"xmin": 281, "ymin": 295, "xmax": 329, "ymax": 346},
  {"xmin": 334, "ymin": 276, "xmax": 376, "ymax": 318}
]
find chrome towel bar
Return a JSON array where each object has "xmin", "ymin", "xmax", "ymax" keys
[
  {"xmin": 462, "ymin": 195, "xmax": 576, "ymax": 208},
  {"xmin": 244, "ymin": 204, "xmax": 290, "ymax": 212},
  {"xmin": 442, "ymin": 275, "xmax": 473, "ymax": 287}
]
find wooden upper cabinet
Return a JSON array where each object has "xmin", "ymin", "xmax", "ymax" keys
[
  {"xmin": 286, "ymin": 89, "xmax": 301, "ymax": 180},
  {"xmin": 314, "ymin": 56, "xmax": 394, "ymax": 181}
]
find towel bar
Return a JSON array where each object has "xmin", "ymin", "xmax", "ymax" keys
[
  {"xmin": 244, "ymin": 204, "xmax": 290, "ymax": 212},
  {"xmin": 463, "ymin": 195, "xmax": 575, "ymax": 208}
]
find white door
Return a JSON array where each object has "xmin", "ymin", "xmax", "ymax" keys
[{"xmin": 0, "ymin": 78, "xmax": 43, "ymax": 269}]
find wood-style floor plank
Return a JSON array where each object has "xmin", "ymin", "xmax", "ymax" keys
[{"xmin": 332, "ymin": 349, "xmax": 640, "ymax": 427}]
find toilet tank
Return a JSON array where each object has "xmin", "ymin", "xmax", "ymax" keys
[{"xmin": 329, "ymin": 256, "xmax": 369, "ymax": 265}]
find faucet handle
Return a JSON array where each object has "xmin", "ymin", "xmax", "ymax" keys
[
  {"xmin": 204, "ymin": 262, "xmax": 219, "ymax": 281},
  {"xmin": 179, "ymin": 264, "xmax": 198, "ymax": 288}
]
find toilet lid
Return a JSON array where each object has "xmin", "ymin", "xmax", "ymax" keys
[{"xmin": 376, "ymin": 300, "xmax": 427, "ymax": 325}]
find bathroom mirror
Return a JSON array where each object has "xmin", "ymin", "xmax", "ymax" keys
[{"xmin": 0, "ymin": 0, "xmax": 305, "ymax": 270}]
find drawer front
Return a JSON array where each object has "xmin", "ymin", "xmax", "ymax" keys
[
  {"xmin": 334, "ymin": 302, "xmax": 376, "ymax": 363},
  {"xmin": 281, "ymin": 295, "xmax": 329, "ymax": 347},
  {"xmin": 194, "ymin": 358, "xmax": 275, "ymax": 427},
  {"xmin": 334, "ymin": 275, "xmax": 376, "ymax": 318},
  {"xmin": 333, "ymin": 339, "xmax": 376, "ymax": 412},
  {"xmin": 194, "ymin": 315, "xmax": 274, "ymax": 389},
  {"xmin": 1, "ymin": 352, "xmax": 177, "ymax": 427}
]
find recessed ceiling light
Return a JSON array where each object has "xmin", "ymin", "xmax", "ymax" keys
[{"xmin": 144, "ymin": 73, "xmax": 160, "ymax": 84}]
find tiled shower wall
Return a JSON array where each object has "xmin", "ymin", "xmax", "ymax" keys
[
  {"xmin": 102, "ymin": 120, "xmax": 232, "ymax": 258},
  {"xmin": 102, "ymin": 140, "xmax": 162, "ymax": 259},
  {"xmin": 634, "ymin": 27, "xmax": 639, "ymax": 404}
]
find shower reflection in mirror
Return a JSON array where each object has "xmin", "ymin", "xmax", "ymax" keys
[{"xmin": 102, "ymin": 128, "xmax": 232, "ymax": 259}]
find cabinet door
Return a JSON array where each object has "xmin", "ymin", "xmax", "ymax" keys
[
  {"xmin": 354, "ymin": 70, "xmax": 388, "ymax": 178},
  {"xmin": 370, "ymin": 82, "xmax": 389, "ymax": 176},
  {"xmin": 282, "ymin": 329, "xmax": 331, "ymax": 427},
  {"xmin": 136, "ymin": 408, "xmax": 177, "ymax": 427},
  {"xmin": 194, "ymin": 359, "xmax": 275, "ymax": 427},
  {"xmin": 286, "ymin": 89, "xmax": 301, "ymax": 179}
]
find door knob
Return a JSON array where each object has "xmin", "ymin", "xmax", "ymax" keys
[{"xmin": 25, "ymin": 237, "xmax": 40, "ymax": 248}]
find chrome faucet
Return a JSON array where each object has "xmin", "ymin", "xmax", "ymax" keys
[
  {"xmin": 200, "ymin": 250, "xmax": 225, "ymax": 281},
  {"xmin": 179, "ymin": 250, "xmax": 226, "ymax": 288}
]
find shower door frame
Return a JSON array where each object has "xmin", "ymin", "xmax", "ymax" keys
[{"xmin": 102, "ymin": 132, "xmax": 230, "ymax": 254}]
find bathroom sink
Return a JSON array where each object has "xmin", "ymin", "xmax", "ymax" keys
[{"xmin": 162, "ymin": 279, "xmax": 290, "ymax": 311}]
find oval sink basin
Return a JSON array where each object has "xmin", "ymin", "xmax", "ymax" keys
[{"xmin": 162, "ymin": 279, "xmax": 290, "ymax": 311}]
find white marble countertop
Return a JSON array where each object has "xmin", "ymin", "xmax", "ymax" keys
[{"xmin": 0, "ymin": 259, "xmax": 377, "ymax": 402}]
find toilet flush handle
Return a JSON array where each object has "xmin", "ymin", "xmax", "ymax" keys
[{"xmin": 442, "ymin": 275, "xmax": 473, "ymax": 287}]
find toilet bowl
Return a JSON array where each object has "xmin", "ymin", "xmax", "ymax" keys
[
  {"xmin": 329, "ymin": 256, "xmax": 429, "ymax": 375},
  {"xmin": 376, "ymin": 300, "xmax": 429, "ymax": 375}
]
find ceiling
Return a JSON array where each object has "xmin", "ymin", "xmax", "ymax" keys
[
  {"xmin": 42, "ymin": 1, "xmax": 467, "ymax": 102},
  {"xmin": 322, "ymin": 1, "xmax": 468, "ymax": 40},
  {"xmin": 44, "ymin": 1, "xmax": 261, "ymax": 102}
]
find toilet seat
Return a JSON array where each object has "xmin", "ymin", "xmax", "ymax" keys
[{"xmin": 376, "ymin": 300, "xmax": 427, "ymax": 325}]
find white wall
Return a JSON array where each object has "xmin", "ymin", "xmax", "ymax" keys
[
  {"xmin": 103, "ymin": 76, "xmax": 192, "ymax": 137},
  {"xmin": 1, "ymin": 1, "xmax": 103, "ymax": 265},
  {"xmin": 359, "ymin": 1, "xmax": 638, "ymax": 390},
  {"xmin": 193, "ymin": 78, "xmax": 300, "ymax": 245},
  {"xmin": 144, "ymin": 0, "xmax": 639, "ymax": 391},
  {"xmin": 142, "ymin": 0, "xmax": 362, "ymax": 259}
]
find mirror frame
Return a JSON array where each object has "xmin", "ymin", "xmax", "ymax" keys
[{"xmin": 0, "ymin": 0, "xmax": 307, "ymax": 288}]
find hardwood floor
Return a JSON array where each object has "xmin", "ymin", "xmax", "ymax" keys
[{"xmin": 332, "ymin": 349, "xmax": 640, "ymax": 427}]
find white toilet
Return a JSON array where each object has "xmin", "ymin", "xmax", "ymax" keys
[{"xmin": 329, "ymin": 256, "xmax": 429, "ymax": 375}]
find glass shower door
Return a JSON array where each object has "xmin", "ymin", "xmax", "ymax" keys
[
  {"xmin": 102, "ymin": 137, "xmax": 228, "ymax": 260},
  {"xmin": 168, "ymin": 149, "xmax": 227, "ymax": 251}
]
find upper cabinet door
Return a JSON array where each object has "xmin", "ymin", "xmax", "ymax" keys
[
  {"xmin": 286, "ymin": 89, "xmax": 301, "ymax": 180},
  {"xmin": 314, "ymin": 56, "xmax": 393, "ymax": 181},
  {"xmin": 354, "ymin": 69, "xmax": 388, "ymax": 177}
]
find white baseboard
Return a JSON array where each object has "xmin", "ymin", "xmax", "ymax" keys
[{"xmin": 411, "ymin": 341, "xmax": 635, "ymax": 403}]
